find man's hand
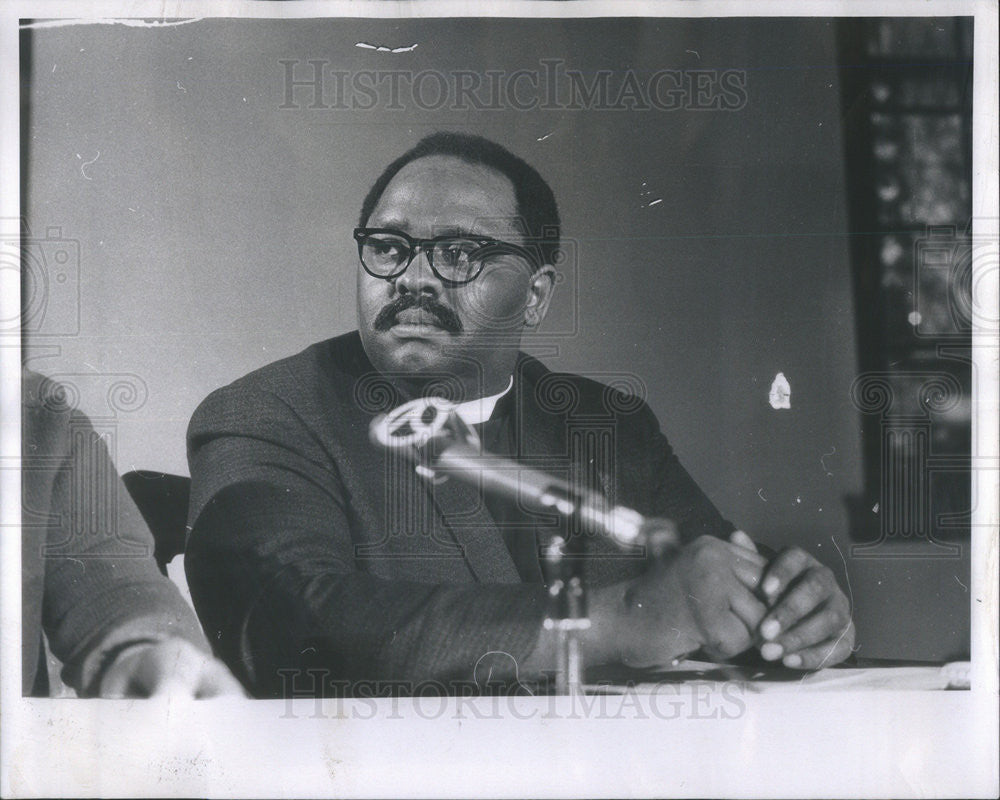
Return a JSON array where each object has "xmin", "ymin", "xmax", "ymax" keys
[
  {"xmin": 99, "ymin": 638, "xmax": 246, "ymax": 698},
  {"xmin": 585, "ymin": 535, "xmax": 769, "ymax": 669},
  {"xmin": 728, "ymin": 532, "xmax": 855, "ymax": 670},
  {"xmin": 754, "ymin": 547, "xmax": 855, "ymax": 669},
  {"xmin": 528, "ymin": 531, "xmax": 852, "ymax": 678}
]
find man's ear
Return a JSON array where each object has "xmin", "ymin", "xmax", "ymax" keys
[{"xmin": 524, "ymin": 265, "xmax": 557, "ymax": 329}]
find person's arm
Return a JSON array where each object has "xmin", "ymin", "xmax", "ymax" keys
[
  {"xmin": 184, "ymin": 383, "xmax": 782, "ymax": 694},
  {"xmin": 37, "ymin": 404, "xmax": 241, "ymax": 697},
  {"xmin": 522, "ymin": 532, "xmax": 769, "ymax": 674},
  {"xmin": 185, "ymin": 386, "xmax": 552, "ymax": 696}
]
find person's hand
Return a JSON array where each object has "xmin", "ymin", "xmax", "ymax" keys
[
  {"xmin": 594, "ymin": 534, "xmax": 769, "ymax": 668},
  {"xmin": 753, "ymin": 547, "xmax": 855, "ymax": 669},
  {"xmin": 99, "ymin": 637, "xmax": 246, "ymax": 698}
]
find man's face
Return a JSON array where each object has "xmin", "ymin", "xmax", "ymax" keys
[{"xmin": 357, "ymin": 154, "xmax": 552, "ymax": 396}]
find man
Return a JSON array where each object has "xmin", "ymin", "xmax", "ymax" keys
[
  {"xmin": 185, "ymin": 132, "xmax": 853, "ymax": 697},
  {"xmin": 22, "ymin": 368, "xmax": 243, "ymax": 697}
]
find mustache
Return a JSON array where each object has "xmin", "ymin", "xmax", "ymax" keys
[{"xmin": 373, "ymin": 294, "xmax": 464, "ymax": 333}]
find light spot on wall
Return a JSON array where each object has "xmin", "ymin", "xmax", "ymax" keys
[{"xmin": 768, "ymin": 372, "xmax": 791, "ymax": 409}]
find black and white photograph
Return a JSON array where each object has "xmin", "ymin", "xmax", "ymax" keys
[{"xmin": 1, "ymin": 1, "xmax": 997, "ymax": 797}]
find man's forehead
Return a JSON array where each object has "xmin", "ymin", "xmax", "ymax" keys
[{"xmin": 368, "ymin": 155, "xmax": 520, "ymax": 237}]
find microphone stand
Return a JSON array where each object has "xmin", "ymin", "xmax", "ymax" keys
[
  {"xmin": 370, "ymin": 397, "xmax": 679, "ymax": 696},
  {"xmin": 424, "ymin": 442, "xmax": 597, "ymax": 694},
  {"xmin": 540, "ymin": 521, "xmax": 589, "ymax": 696}
]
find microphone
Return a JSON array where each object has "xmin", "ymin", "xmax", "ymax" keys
[{"xmin": 369, "ymin": 397, "xmax": 680, "ymax": 555}]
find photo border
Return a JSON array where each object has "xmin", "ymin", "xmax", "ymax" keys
[{"xmin": 1, "ymin": 2, "xmax": 996, "ymax": 798}]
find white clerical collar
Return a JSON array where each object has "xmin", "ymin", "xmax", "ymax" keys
[{"xmin": 452, "ymin": 375, "xmax": 514, "ymax": 426}]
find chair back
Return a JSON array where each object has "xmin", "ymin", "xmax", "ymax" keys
[{"xmin": 121, "ymin": 470, "xmax": 191, "ymax": 576}]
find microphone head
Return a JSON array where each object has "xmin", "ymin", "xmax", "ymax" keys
[{"xmin": 369, "ymin": 397, "xmax": 481, "ymax": 460}]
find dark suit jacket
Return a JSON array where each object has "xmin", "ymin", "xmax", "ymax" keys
[
  {"xmin": 22, "ymin": 369, "xmax": 207, "ymax": 696},
  {"xmin": 185, "ymin": 332, "xmax": 733, "ymax": 696}
]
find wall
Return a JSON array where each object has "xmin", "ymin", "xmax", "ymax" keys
[{"xmin": 23, "ymin": 17, "xmax": 968, "ymax": 660}]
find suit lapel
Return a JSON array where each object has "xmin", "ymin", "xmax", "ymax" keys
[
  {"xmin": 513, "ymin": 357, "xmax": 637, "ymax": 578},
  {"xmin": 342, "ymin": 347, "xmax": 575, "ymax": 585},
  {"xmin": 514, "ymin": 355, "xmax": 570, "ymax": 472},
  {"xmin": 362, "ymin": 363, "xmax": 518, "ymax": 584},
  {"xmin": 427, "ymin": 475, "xmax": 518, "ymax": 583}
]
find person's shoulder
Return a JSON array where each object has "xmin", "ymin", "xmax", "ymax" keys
[
  {"xmin": 210, "ymin": 331, "xmax": 364, "ymax": 394},
  {"xmin": 516, "ymin": 352, "xmax": 654, "ymax": 421},
  {"xmin": 21, "ymin": 367, "xmax": 97, "ymax": 455},
  {"xmin": 22, "ymin": 368, "xmax": 75, "ymax": 414},
  {"xmin": 191, "ymin": 332, "xmax": 367, "ymax": 420}
]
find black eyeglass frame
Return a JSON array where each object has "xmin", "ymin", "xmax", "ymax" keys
[{"xmin": 353, "ymin": 227, "xmax": 541, "ymax": 286}]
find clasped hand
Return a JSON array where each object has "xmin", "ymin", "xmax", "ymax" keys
[
  {"xmin": 618, "ymin": 531, "xmax": 855, "ymax": 670},
  {"xmin": 99, "ymin": 638, "xmax": 246, "ymax": 698}
]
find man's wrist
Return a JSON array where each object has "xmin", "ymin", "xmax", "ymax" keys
[{"xmin": 583, "ymin": 578, "xmax": 702, "ymax": 670}]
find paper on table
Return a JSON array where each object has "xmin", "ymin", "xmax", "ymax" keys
[
  {"xmin": 585, "ymin": 660, "xmax": 971, "ymax": 692},
  {"xmin": 740, "ymin": 661, "xmax": 970, "ymax": 691}
]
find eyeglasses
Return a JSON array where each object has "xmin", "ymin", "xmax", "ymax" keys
[{"xmin": 353, "ymin": 227, "xmax": 539, "ymax": 286}]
